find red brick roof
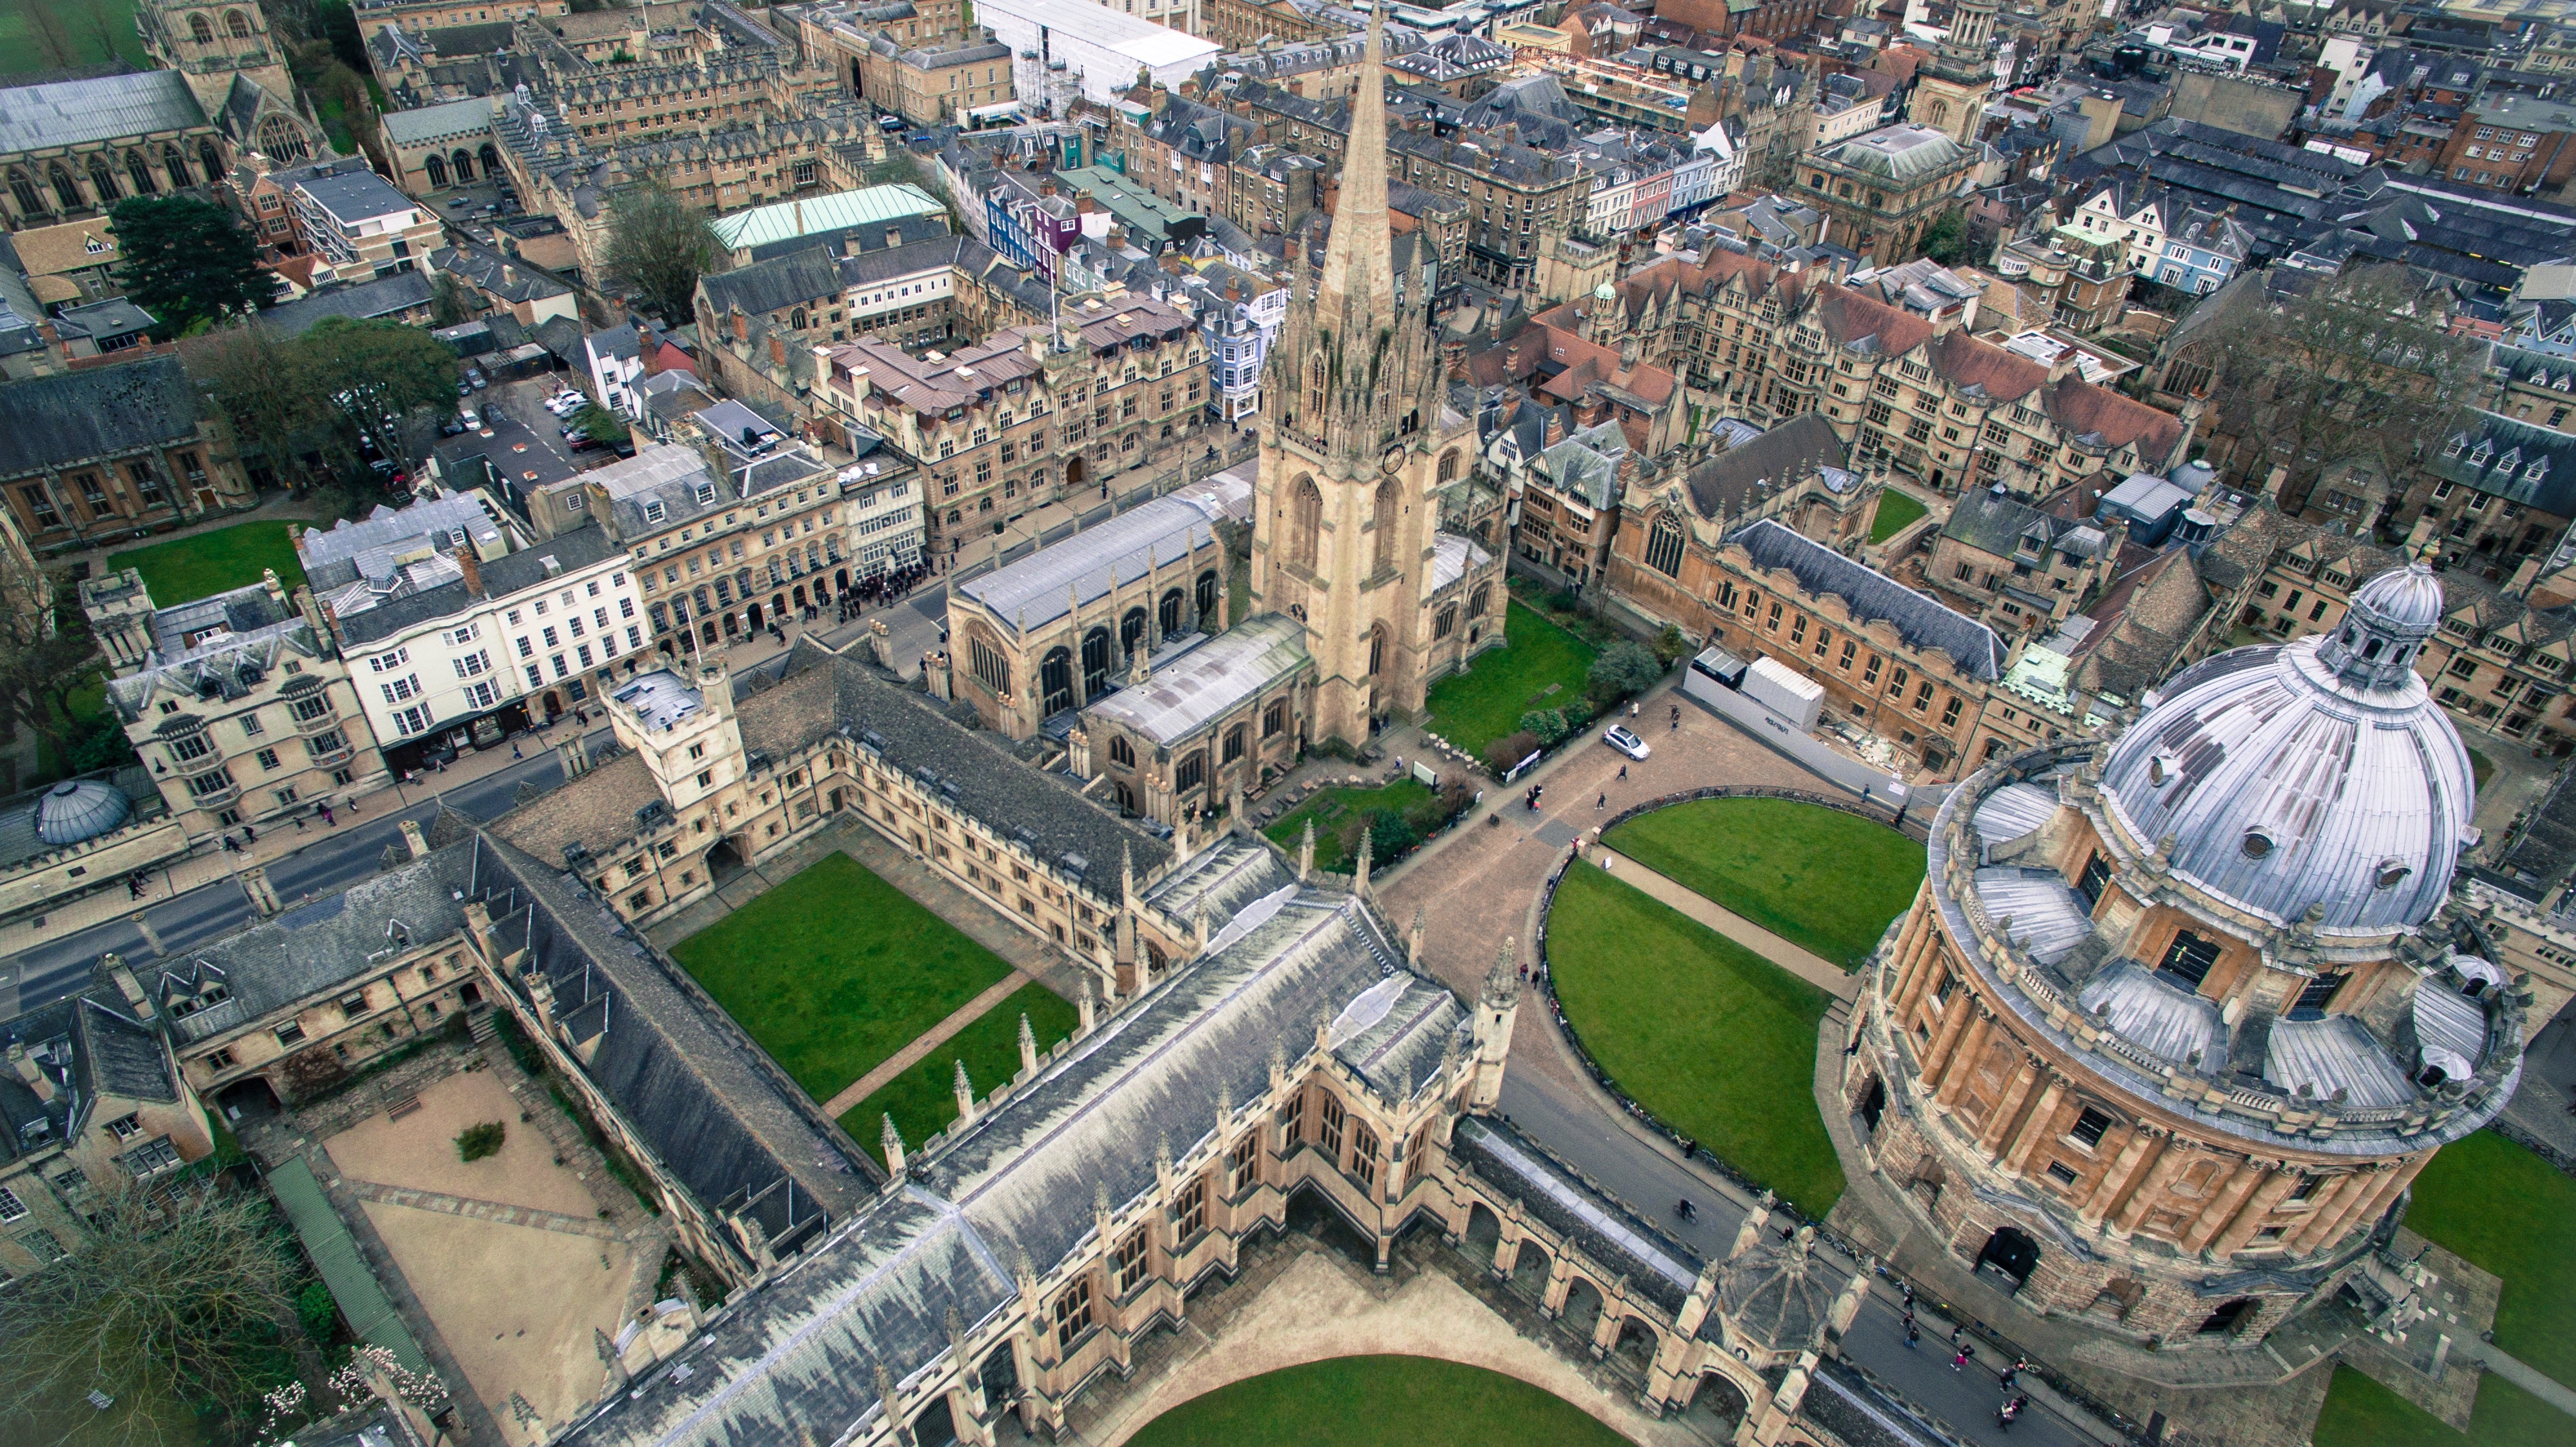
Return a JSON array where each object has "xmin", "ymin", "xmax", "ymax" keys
[{"xmin": 2042, "ymin": 376, "xmax": 2183, "ymax": 461}]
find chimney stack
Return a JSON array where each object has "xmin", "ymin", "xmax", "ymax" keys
[{"xmin": 455, "ymin": 543, "xmax": 483, "ymax": 598}]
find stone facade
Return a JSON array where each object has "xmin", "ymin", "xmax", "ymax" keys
[{"xmin": 0, "ymin": 356, "xmax": 257, "ymax": 554}]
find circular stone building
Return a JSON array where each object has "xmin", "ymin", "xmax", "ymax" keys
[{"xmin": 1845, "ymin": 558, "xmax": 2526, "ymax": 1349}]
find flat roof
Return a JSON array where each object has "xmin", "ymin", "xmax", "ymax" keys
[
  {"xmin": 974, "ymin": 0, "xmax": 1220, "ymax": 66},
  {"xmin": 613, "ymin": 670, "xmax": 704, "ymax": 731}
]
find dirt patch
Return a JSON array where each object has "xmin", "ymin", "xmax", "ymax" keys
[
  {"xmin": 325, "ymin": 1068, "xmax": 598, "ymax": 1218},
  {"xmin": 361, "ymin": 1201, "xmax": 636, "ymax": 1444}
]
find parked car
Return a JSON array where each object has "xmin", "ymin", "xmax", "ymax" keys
[
  {"xmin": 567, "ymin": 434, "xmax": 603, "ymax": 453},
  {"xmin": 458, "ymin": 405, "xmax": 480, "ymax": 428},
  {"xmin": 456, "ymin": 380, "xmax": 471, "ymax": 397},
  {"xmin": 464, "ymin": 367, "xmax": 487, "ymax": 389},
  {"xmin": 1602, "ymin": 725, "xmax": 1651, "ymax": 761}
]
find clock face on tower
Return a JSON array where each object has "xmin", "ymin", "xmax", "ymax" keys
[{"xmin": 1382, "ymin": 445, "xmax": 1405, "ymax": 474}]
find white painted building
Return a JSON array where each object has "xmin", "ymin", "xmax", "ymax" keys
[
  {"xmin": 299, "ymin": 493, "xmax": 651, "ymax": 751},
  {"xmin": 975, "ymin": 0, "xmax": 1219, "ymax": 109}
]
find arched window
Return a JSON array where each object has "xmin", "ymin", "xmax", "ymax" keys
[
  {"xmin": 1158, "ymin": 587, "xmax": 1183, "ymax": 639},
  {"xmin": 162, "ymin": 146, "xmax": 190, "ymax": 187},
  {"xmin": 199, "ymin": 141, "xmax": 225, "ymax": 187},
  {"xmin": 478, "ymin": 143, "xmax": 501, "ymax": 176},
  {"xmin": 49, "ymin": 163, "xmax": 81, "ymax": 210},
  {"xmin": 223, "ymin": 9, "xmax": 251, "ymax": 39},
  {"xmin": 1040, "ymin": 647, "xmax": 1073, "ymax": 715},
  {"xmin": 423, "ymin": 154, "xmax": 448, "ymax": 188},
  {"xmin": 86, "ymin": 157, "xmax": 119, "ymax": 203},
  {"xmin": 190, "ymin": 13, "xmax": 214, "ymax": 42},
  {"xmin": 1437, "ymin": 449, "xmax": 1460, "ymax": 483},
  {"xmin": 1468, "ymin": 583, "xmax": 1490, "ymax": 618},
  {"xmin": 1373, "ymin": 478, "xmax": 1399, "ymax": 573},
  {"xmin": 1290, "ymin": 475, "xmax": 1321, "ymax": 570},
  {"xmin": 1108, "ymin": 735, "xmax": 1134, "ymax": 767},
  {"xmin": 968, "ymin": 631, "xmax": 1011, "ymax": 694},
  {"xmin": 1645, "ymin": 514, "xmax": 1686, "ymax": 577},
  {"xmin": 1175, "ymin": 751, "xmax": 1206, "ymax": 793},
  {"xmin": 125, "ymin": 151, "xmax": 155, "ymax": 196},
  {"xmin": 1194, "ymin": 569, "xmax": 1217, "ymax": 624},
  {"xmin": 257, "ymin": 116, "xmax": 308, "ymax": 164},
  {"xmin": 1305, "ymin": 352, "xmax": 1324, "ymax": 418},
  {"xmin": 7, "ymin": 170, "xmax": 38, "ymax": 216},
  {"xmin": 1367, "ymin": 625, "xmax": 1387, "ymax": 676},
  {"xmin": 1120, "ymin": 607, "xmax": 1147, "ymax": 658},
  {"xmin": 1081, "ymin": 627, "xmax": 1111, "ymax": 696},
  {"xmin": 452, "ymin": 149, "xmax": 475, "ymax": 182},
  {"xmin": 790, "ymin": 307, "xmax": 809, "ymax": 330}
]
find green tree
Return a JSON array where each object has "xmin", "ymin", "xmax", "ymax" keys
[
  {"xmin": 108, "ymin": 196, "xmax": 278, "ymax": 339},
  {"xmin": 573, "ymin": 403, "xmax": 631, "ymax": 445},
  {"xmin": 193, "ymin": 324, "xmax": 334, "ymax": 490},
  {"xmin": 603, "ymin": 176, "xmax": 725, "ymax": 320},
  {"xmin": 1586, "ymin": 640, "xmax": 1665, "ymax": 706},
  {"xmin": 0, "ymin": 1185, "xmax": 303, "ymax": 1446},
  {"xmin": 1920, "ymin": 208, "xmax": 1969, "ymax": 267},
  {"xmin": 429, "ymin": 272, "xmax": 477, "ymax": 327},
  {"xmin": 302, "ymin": 316, "xmax": 465, "ymax": 464}
]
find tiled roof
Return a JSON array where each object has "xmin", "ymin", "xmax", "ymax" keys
[{"xmin": 1727, "ymin": 518, "xmax": 2005, "ymax": 680}]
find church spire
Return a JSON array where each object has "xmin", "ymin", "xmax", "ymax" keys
[{"xmin": 1316, "ymin": 4, "xmax": 1395, "ymax": 324}]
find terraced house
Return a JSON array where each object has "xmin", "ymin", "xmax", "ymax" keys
[{"xmin": 823, "ymin": 323, "xmax": 1054, "ymax": 553}]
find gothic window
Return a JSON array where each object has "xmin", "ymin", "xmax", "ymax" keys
[
  {"xmin": 452, "ymin": 148, "xmax": 476, "ymax": 182},
  {"xmin": 1223, "ymin": 724, "xmax": 1245, "ymax": 764},
  {"xmin": 968, "ymin": 631, "xmax": 1011, "ymax": 694},
  {"xmin": 1373, "ymin": 479, "xmax": 1400, "ymax": 573},
  {"xmin": 1194, "ymin": 568, "xmax": 1218, "ymax": 623},
  {"xmin": 791, "ymin": 307, "xmax": 809, "ymax": 330},
  {"xmin": 162, "ymin": 146, "xmax": 190, "ymax": 187},
  {"xmin": 1290, "ymin": 476, "xmax": 1321, "ymax": 570},
  {"xmin": 125, "ymin": 151, "xmax": 155, "ymax": 197},
  {"xmin": 1158, "ymin": 587, "xmax": 1183, "ymax": 638},
  {"xmin": 1367, "ymin": 625, "xmax": 1386, "ymax": 676},
  {"xmin": 1468, "ymin": 583, "xmax": 1489, "ymax": 617},
  {"xmin": 1434, "ymin": 606, "xmax": 1456, "ymax": 639},
  {"xmin": 200, "ymin": 141, "xmax": 225, "ymax": 186},
  {"xmin": 48, "ymin": 163, "xmax": 80, "ymax": 210},
  {"xmin": 190, "ymin": 13, "xmax": 214, "ymax": 41},
  {"xmin": 88, "ymin": 157, "xmax": 120, "ymax": 203},
  {"xmin": 424, "ymin": 153, "xmax": 447, "ymax": 188},
  {"xmin": 223, "ymin": 9, "xmax": 251, "ymax": 39},
  {"xmin": 1121, "ymin": 607, "xmax": 1147, "ymax": 658},
  {"xmin": 1437, "ymin": 449, "xmax": 1461, "ymax": 483},
  {"xmin": 1645, "ymin": 514, "xmax": 1685, "ymax": 577},
  {"xmin": 1081, "ymin": 627, "xmax": 1111, "ymax": 696},
  {"xmin": 1176, "ymin": 751, "xmax": 1205, "ymax": 793},
  {"xmin": 1263, "ymin": 698, "xmax": 1287, "ymax": 737},
  {"xmin": 1040, "ymin": 647, "xmax": 1072, "ymax": 715},
  {"xmin": 257, "ymin": 116, "xmax": 308, "ymax": 164},
  {"xmin": 7, "ymin": 170, "xmax": 37, "ymax": 215},
  {"xmin": 1305, "ymin": 352, "xmax": 1324, "ymax": 418},
  {"xmin": 1107, "ymin": 734, "xmax": 1134, "ymax": 767}
]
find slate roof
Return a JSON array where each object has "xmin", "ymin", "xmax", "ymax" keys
[
  {"xmin": 0, "ymin": 70, "xmax": 206, "ymax": 151},
  {"xmin": 696, "ymin": 244, "xmax": 844, "ymax": 318},
  {"xmin": 956, "ymin": 472, "xmax": 1251, "ymax": 639},
  {"xmin": 1451, "ymin": 1116, "xmax": 1700, "ymax": 1313},
  {"xmin": 255, "ymin": 271, "xmax": 437, "ymax": 337},
  {"xmin": 329, "ymin": 523, "xmax": 623, "ymax": 647},
  {"xmin": 1684, "ymin": 413, "xmax": 1846, "ymax": 520},
  {"xmin": 2427, "ymin": 410, "xmax": 2576, "ymax": 517},
  {"xmin": 0, "ymin": 356, "xmax": 204, "ymax": 479},
  {"xmin": 0, "ymin": 989, "xmax": 175, "ymax": 1163},
  {"xmin": 379, "ymin": 96, "xmax": 496, "ymax": 147},
  {"xmin": 559, "ymin": 874, "xmax": 1451, "ymax": 1447},
  {"xmin": 1728, "ymin": 518, "xmax": 2005, "ymax": 680}
]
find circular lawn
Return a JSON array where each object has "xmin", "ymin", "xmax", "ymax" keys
[
  {"xmin": 1123, "ymin": 1356, "xmax": 1627, "ymax": 1447},
  {"xmin": 1602, "ymin": 796, "xmax": 1926, "ymax": 969}
]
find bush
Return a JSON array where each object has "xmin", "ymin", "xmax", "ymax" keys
[
  {"xmin": 1520, "ymin": 708, "xmax": 1572, "ymax": 748},
  {"xmin": 1340, "ymin": 807, "xmax": 1418, "ymax": 865},
  {"xmin": 1485, "ymin": 731, "xmax": 1540, "ymax": 774},
  {"xmin": 1587, "ymin": 640, "xmax": 1665, "ymax": 705},
  {"xmin": 297, "ymin": 1280, "xmax": 339, "ymax": 1344},
  {"xmin": 454, "ymin": 1120, "xmax": 507, "ymax": 1162},
  {"xmin": 1651, "ymin": 624, "xmax": 1693, "ymax": 668}
]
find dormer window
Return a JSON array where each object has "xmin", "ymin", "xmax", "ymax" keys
[
  {"xmin": 643, "ymin": 500, "xmax": 666, "ymax": 523},
  {"xmin": 693, "ymin": 481, "xmax": 718, "ymax": 506}
]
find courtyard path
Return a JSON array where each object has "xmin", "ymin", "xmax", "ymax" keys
[
  {"xmin": 821, "ymin": 967, "xmax": 1031, "ymax": 1120},
  {"xmin": 1586, "ymin": 848, "xmax": 1858, "ymax": 1002}
]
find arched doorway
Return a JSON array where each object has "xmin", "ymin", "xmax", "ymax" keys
[
  {"xmin": 746, "ymin": 602, "xmax": 764, "ymax": 631},
  {"xmin": 1558, "ymin": 1277, "xmax": 1604, "ymax": 1342},
  {"xmin": 1509, "ymin": 1241, "xmax": 1550, "ymax": 1299},
  {"xmin": 540, "ymin": 690, "xmax": 562, "ymax": 718},
  {"xmin": 1462, "ymin": 1202, "xmax": 1502, "ymax": 1259},
  {"xmin": 215, "ymin": 1076, "xmax": 282, "ymax": 1122},
  {"xmin": 1858, "ymin": 1075, "xmax": 1887, "ymax": 1133},
  {"xmin": 1612, "ymin": 1318, "xmax": 1658, "ymax": 1375},
  {"xmin": 1067, "ymin": 454, "xmax": 1085, "ymax": 488},
  {"xmin": 1977, "ymin": 1226, "xmax": 2040, "ymax": 1289},
  {"xmin": 2197, "ymin": 1297, "xmax": 2259, "ymax": 1337},
  {"xmin": 1682, "ymin": 1372, "xmax": 1751, "ymax": 1432}
]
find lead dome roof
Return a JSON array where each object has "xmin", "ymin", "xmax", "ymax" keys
[{"xmin": 2096, "ymin": 564, "xmax": 2475, "ymax": 935}]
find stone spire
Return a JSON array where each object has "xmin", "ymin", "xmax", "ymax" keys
[
  {"xmin": 880, "ymin": 1113, "xmax": 907, "ymax": 1178},
  {"xmin": 1353, "ymin": 825, "xmax": 1373, "ymax": 900},
  {"xmin": 1316, "ymin": 2, "xmax": 1395, "ymax": 326},
  {"xmin": 952, "ymin": 1058, "xmax": 976, "ymax": 1124},
  {"xmin": 1017, "ymin": 1012, "xmax": 1039, "ymax": 1077},
  {"xmin": 1482, "ymin": 935, "xmax": 1520, "ymax": 1009}
]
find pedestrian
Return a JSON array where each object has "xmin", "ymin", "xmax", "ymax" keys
[
  {"xmin": 322, "ymin": 805, "xmax": 336, "ymax": 825},
  {"xmin": 1904, "ymin": 1321, "xmax": 1918, "ymax": 1349},
  {"xmin": 1951, "ymin": 1347, "xmax": 1971, "ymax": 1372},
  {"xmin": 241, "ymin": 824, "xmax": 256, "ymax": 844},
  {"xmin": 512, "ymin": 740, "xmax": 523, "ymax": 759},
  {"xmin": 221, "ymin": 833, "xmax": 238, "ymax": 854},
  {"xmin": 1596, "ymin": 792, "xmax": 1606, "ymax": 811},
  {"xmin": 1617, "ymin": 763, "xmax": 1628, "ymax": 780}
]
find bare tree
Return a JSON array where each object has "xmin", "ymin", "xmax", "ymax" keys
[
  {"xmin": 602, "ymin": 174, "xmax": 725, "ymax": 320},
  {"xmin": 0, "ymin": 548, "xmax": 104, "ymax": 776},
  {"xmin": 0, "ymin": 1184, "xmax": 303, "ymax": 1446},
  {"xmin": 2188, "ymin": 263, "xmax": 2486, "ymax": 513}
]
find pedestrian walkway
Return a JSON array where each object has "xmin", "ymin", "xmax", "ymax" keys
[
  {"xmin": 2459, "ymin": 1337, "xmax": 2576, "ymax": 1420},
  {"xmin": 1587, "ymin": 848, "xmax": 1858, "ymax": 1002},
  {"xmin": 345, "ymin": 1179, "xmax": 627, "ymax": 1242},
  {"xmin": 822, "ymin": 967, "xmax": 1031, "ymax": 1120}
]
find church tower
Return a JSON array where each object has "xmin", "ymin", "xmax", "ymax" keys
[
  {"xmin": 1249, "ymin": 4, "xmax": 1487, "ymax": 747},
  {"xmin": 1912, "ymin": 0, "xmax": 1998, "ymax": 148},
  {"xmin": 139, "ymin": 0, "xmax": 299, "ymax": 117}
]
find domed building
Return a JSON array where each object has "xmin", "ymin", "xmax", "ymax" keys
[{"xmin": 1844, "ymin": 557, "xmax": 2526, "ymax": 1348}]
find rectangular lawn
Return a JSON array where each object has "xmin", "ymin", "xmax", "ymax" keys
[
  {"xmin": 108, "ymin": 521, "xmax": 308, "ymax": 606},
  {"xmin": 2313, "ymin": 1364, "xmax": 2564, "ymax": 1447},
  {"xmin": 1421, "ymin": 600, "xmax": 1600, "ymax": 759},
  {"xmin": 2401, "ymin": 1131, "xmax": 2576, "ymax": 1386},
  {"xmin": 1547, "ymin": 864, "xmax": 1843, "ymax": 1214},
  {"xmin": 1868, "ymin": 489, "xmax": 1928, "ymax": 543},
  {"xmin": 1605, "ymin": 797, "xmax": 1926, "ymax": 970},
  {"xmin": 670, "ymin": 853, "xmax": 1014, "ymax": 1103},
  {"xmin": 1263, "ymin": 778, "xmax": 1433, "ymax": 873},
  {"xmin": 841, "ymin": 980, "xmax": 1080, "ymax": 1165}
]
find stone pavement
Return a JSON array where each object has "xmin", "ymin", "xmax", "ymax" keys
[
  {"xmin": 822, "ymin": 967, "xmax": 1031, "ymax": 1120},
  {"xmin": 1586, "ymin": 847, "xmax": 1858, "ymax": 1001}
]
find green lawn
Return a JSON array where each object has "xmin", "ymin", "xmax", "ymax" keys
[
  {"xmin": 0, "ymin": 0, "xmax": 148, "ymax": 76},
  {"xmin": 1549, "ymin": 865, "xmax": 1843, "ymax": 1214},
  {"xmin": 670, "ymin": 853, "xmax": 1016, "ymax": 1102},
  {"xmin": 1605, "ymin": 797, "xmax": 1925, "ymax": 970},
  {"xmin": 2466, "ymin": 746, "xmax": 2495, "ymax": 793},
  {"xmin": 2314, "ymin": 1365, "xmax": 2568, "ymax": 1447},
  {"xmin": 2403, "ymin": 1131, "xmax": 2576, "ymax": 1386},
  {"xmin": 107, "ymin": 522, "xmax": 308, "ymax": 607},
  {"xmin": 1869, "ymin": 489, "xmax": 1928, "ymax": 544},
  {"xmin": 1125, "ymin": 1355, "xmax": 1630, "ymax": 1447},
  {"xmin": 1422, "ymin": 601, "xmax": 1600, "ymax": 760},
  {"xmin": 1263, "ymin": 778, "xmax": 1433, "ymax": 874},
  {"xmin": 841, "ymin": 980, "xmax": 1078, "ymax": 1164}
]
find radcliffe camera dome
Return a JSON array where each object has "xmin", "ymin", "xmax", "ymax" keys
[
  {"xmin": 34, "ymin": 780, "xmax": 130, "ymax": 846},
  {"xmin": 2097, "ymin": 560, "xmax": 2475, "ymax": 934}
]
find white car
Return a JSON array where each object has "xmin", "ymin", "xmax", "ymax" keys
[
  {"xmin": 544, "ymin": 392, "xmax": 587, "ymax": 416},
  {"xmin": 1603, "ymin": 725, "xmax": 1651, "ymax": 761}
]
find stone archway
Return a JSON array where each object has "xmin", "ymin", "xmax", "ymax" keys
[
  {"xmin": 1611, "ymin": 1317, "xmax": 1658, "ymax": 1375},
  {"xmin": 1558, "ymin": 1277, "xmax": 1604, "ymax": 1342},
  {"xmin": 1462, "ymin": 1201, "xmax": 1502, "ymax": 1259},
  {"xmin": 1977, "ymin": 1225, "xmax": 2040, "ymax": 1289},
  {"xmin": 1681, "ymin": 1370, "xmax": 1752, "ymax": 1432},
  {"xmin": 1509, "ymin": 1240, "xmax": 1551, "ymax": 1299}
]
